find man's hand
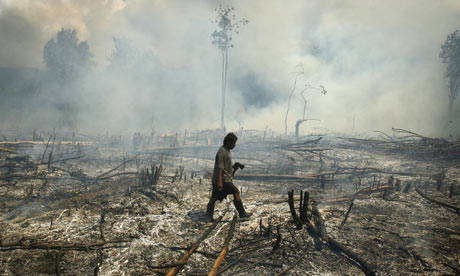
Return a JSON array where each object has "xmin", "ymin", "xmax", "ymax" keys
[
  {"xmin": 232, "ymin": 162, "xmax": 245, "ymax": 171},
  {"xmin": 217, "ymin": 181, "xmax": 223, "ymax": 191},
  {"xmin": 232, "ymin": 162, "xmax": 244, "ymax": 176}
]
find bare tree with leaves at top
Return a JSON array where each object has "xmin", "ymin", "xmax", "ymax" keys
[
  {"xmin": 295, "ymin": 84, "xmax": 327, "ymax": 137},
  {"xmin": 284, "ymin": 65, "xmax": 304, "ymax": 136},
  {"xmin": 212, "ymin": 6, "xmax": 248, "ymax": 130},
  {"xmin": 440, "ymin": 30, "xmax": 460, "ymax": 116}
]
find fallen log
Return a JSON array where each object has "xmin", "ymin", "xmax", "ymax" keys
[
  {"xmin": 305, "ymin": 218, "xmax": 375, "ymax": 276},
  {"xmin": 318, "ymin": 197, "xmax": 351, "ymax": 205},
  {"xmin": 234, "ymin": 174, "xmax": 325, "ymax": 182},
  {"xmin": 312, "ymin": 203, "xmax": 375, "ymax": 276},
  {"xmin": 186, "ymin": 245, "xmax": 264, "ymax": 276},
  {"xmin": 164, "ymin": 216, "xmax": 223, "ymax": 276},
  {"xmin": 288, "ymin": 192, "xmax": 376, "ymax": 276},
  {"xmin": 42, "ymin": 154, "xmax": 85, "ymax": 164},
  {"xmin": 325, "ymin": 234, "xmax": 376, "ymax": 276},
  {"xmin": 0, "ymin": 141, "xmax": 92, "ymax": 145},
  {"xmin": 361, "ymin": 227, "xmax": 413, "ymax": 240},
  {"xmin": 208, "ymin": 214, "xmax": 237, "ymax": 276},
  {"xmin": 97, "ymin": 171, "xmax": 139, "ymax": 181},
  {"xmin": 415, "ymin": 189, "xmax": 460, "ymax": 214},
  {"xmin": 355, "ymin": 186, "xmax": 392, "ymax": 197},
  {"xmin": 0, "ymin": 146, "xmax": 15, "ymax": 153},
  {"xmin": 218, "ymin": 251, "xmax": 280, "ymax": 276},
  {"xmin": 276, "ymin": 137, "xmax": 323, "ymax": 149},
  {"xmin": 95, "ymin": 154, "xmax": 139, "ymax": 180},
  {"xmin": 273, "ymin": 253, "xmax": 303, "ymax": 276},
  {"xmin": 0, "ymin": 239, "xmax": 131, "ymax": 251}
]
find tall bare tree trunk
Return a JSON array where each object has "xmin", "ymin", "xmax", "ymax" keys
[
  {"xmin": 284, "ymin": 69, "xmax": 303, "ymax": 136},
  {"xmin": 221, "ymin": 48, "xmax": 228, "ymax": 130}
]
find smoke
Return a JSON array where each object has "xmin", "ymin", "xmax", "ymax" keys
[{"xmin": 0, "ymin": 0, "xmax": 459, "ymax": 137}]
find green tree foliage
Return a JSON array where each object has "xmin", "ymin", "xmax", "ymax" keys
[
  {"xmin": 440, "ymin": 30, "xmax": 460, "ymax": 114},
  {"xmin": 43, "ymin": 28, "xmax": 94, "ymax": 82}
]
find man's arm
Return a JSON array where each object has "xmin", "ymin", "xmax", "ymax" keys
[{"xmin": 218, "ymin": 168, "xmax": 224, "ymax": 190}]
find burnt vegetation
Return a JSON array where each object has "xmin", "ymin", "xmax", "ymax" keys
[{"xmin": 0, "ymin": 128, "xmax": 459, "ymax": 276}]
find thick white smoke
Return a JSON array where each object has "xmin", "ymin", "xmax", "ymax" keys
[{"xmin": 0, "ymin": 0, "xmax": 459, "ymax": 137}]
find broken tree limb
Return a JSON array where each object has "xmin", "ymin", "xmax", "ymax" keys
[
  {"xmin": 341, "ymin": 198, "xmax": 355, "ymax": 226},
  {"xmin": 273, "ymin": 253, "xmax": 303, "ymax": 276},
  {"xmin": 298, "ymin": 199, "xmax": 376, "ymax": 276},
  {"xmin": 304, "ymin": 219, "xmax": 376, "ymax": 276},
  {"xmin": 234, "ymin": 174, "xmax": 319, "ymax": 181},
  {"xmin": 0, "ymin": 239, "xmax": 131, "ymax": 251},
  {"xmin": 148, "ymin": 261, "xmax": 193, "ymax": 269},
  {"xmin": 276, "ymin": 137, "xmax": 323, "ymax": 149},
  {"xmin": 165, "ymin": 215, "xmax": 223, "ymax": 276},
  {"xmin": 354, "ymin": 186, "xmax": 392, "ymax": 197},
  {"xmin": 415, "ymin": 189, "xmax": 460, "ymax": 214},
  {"xmin": 361, "ymin": 227, "xmax": 413, "ymax": 240},
  {"xmin": 97, "ymin": 171, "xmax": 139, "ymax": 181},
  {"xmin": 345, "ymin": 128, "xmax": 460, "ymax": 162},
  {"xmin": 398, "ymin": 246, "xmax": 433, "ymax": 269},
  {"xmin": 0, "ymin": 146, "xmax": 15, "ymax": 153},
  {"xmin": 443, "ymin": 262, "xmax": 460, "ymax": 275},
  {"xmin": 95, "ymin": 154, "xmax": 139, "ymax": 180},
  {"xmin": 188, "ymin": 244, "xmax": 263, "ymax": 276},
  {"xmin": 208, "ymin": 214, "xmax": 238, "ymax": 276},
  {"xmin": 43, "ymin": 154, "xmax": 85, "ymax": 165},
  {"xmin": 325, "ymin": 235, "xmax": 376, "ymax": 276}
]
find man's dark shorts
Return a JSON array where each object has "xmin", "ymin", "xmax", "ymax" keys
[{"xmin": 212, "ymin": 181, "xmax": 239, "ymax": 201}]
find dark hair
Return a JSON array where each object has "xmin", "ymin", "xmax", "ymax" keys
[{"xmin": 223, "ymin": 132, "xmax": 238, "ymax": 147}]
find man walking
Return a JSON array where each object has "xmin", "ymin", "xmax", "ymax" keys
[{"xmin": 206, "ymin": 133, "xmax": 252, "ymax": 221}]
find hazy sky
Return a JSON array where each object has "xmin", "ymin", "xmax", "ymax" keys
[{"xmin": 1, "ymin": 0, "xmax": 459, "ymax": 137}]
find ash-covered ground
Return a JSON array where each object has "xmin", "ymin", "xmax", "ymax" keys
[{"xmin": 0, "ymin": 129, "xmax": 459, "ymax": 276}]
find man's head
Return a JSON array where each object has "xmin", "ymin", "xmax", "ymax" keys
[{"xmin": 223, "ymin": 132, "xmax": 238, "ymax": 150}]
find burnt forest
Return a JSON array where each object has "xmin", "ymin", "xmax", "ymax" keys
[
  {"xmin": 1, "ymin": 1, "xmax": 460, "ymax": 275},
  {"xmin": 0, "ymin": 128, "xmax": 459, "ymax": 275}
]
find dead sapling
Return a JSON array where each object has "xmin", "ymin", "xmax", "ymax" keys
[
  {"xmin": 93, "ymin": 249, "xmax": 103, "ymax": 276},
  {"xmin": 403, "ymin": 181, "xmax": 412, "ymax": 193},
  {"xmin": 99, "ymin": 210, "xmax": 106, "ymax": 242},
  {"xmin": 288, "ymin": 190, "xmax": 302, "ymax": 229},
  {"xmin": 300, "ymin": 190, "xmax": 309, "ymax": 223},
  {"xmin": 55, "ymin": 247, "xmax": 63, "ymax": 276},
  {"xmin": 435, "ymin": 169, "xmax": 446, "ymax": 191},
  {"xmin": 272, "ymin": 225, "xmax": 282, "ymax": 251},
  {"xmin": 341, "ymin": 197, "xmax": 355, "ymax": 227}
]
